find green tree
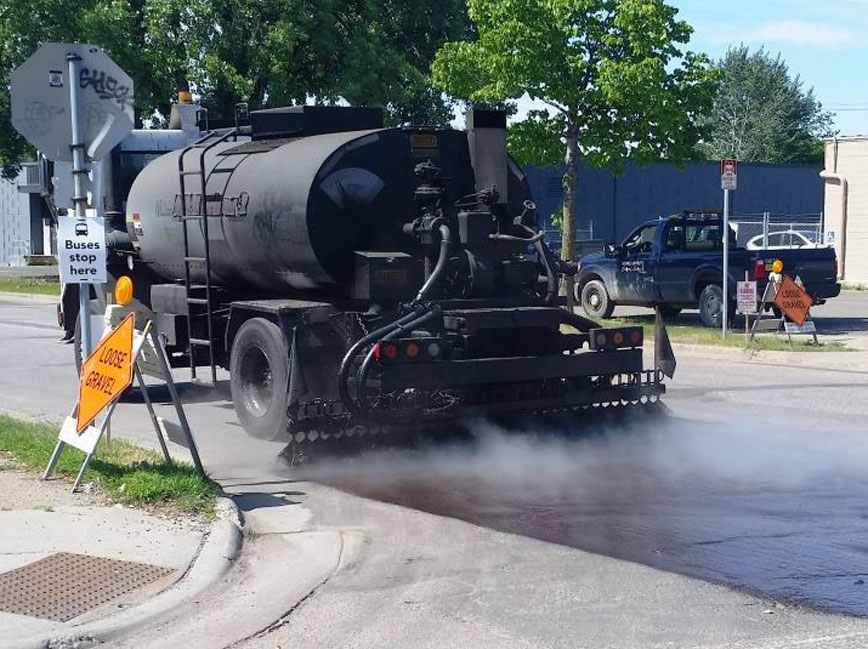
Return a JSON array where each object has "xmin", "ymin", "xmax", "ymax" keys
[
  {"xmin": 700, "ymin": 46, "xmax": 833, "ymax": 164},
  {"xmin": 0, "ymin": 0, "xmax": 468, "ymax": 177},
  {"xmin": 432, "ymin": 0, "xmax": 717, "ymax": 275}
]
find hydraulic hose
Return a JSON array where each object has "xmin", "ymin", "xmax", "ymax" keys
[
  {"xmin": 354, "ymin": 305, "xmax": 442, "ymax": 413},
  {"xmin": 534, "ymin": 238, "xmax": 558, "ymax": 304},
  {"xmin": 415, "ymin": 224, "xmax": 452, "ymax": 302},
  {"xmin": 337, "ymin": 306, "xmax": 427, "ymax": 415},
  {"xmin": 489, "ymin": 227, "xmax": 545, "ymax": 244}
]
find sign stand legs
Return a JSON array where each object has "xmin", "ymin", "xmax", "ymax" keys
[
  {"xmin": 150, "ymin": 328, "xmax": 205, "ymax": 477},
  {"xmin": 135, "ymin": 364, "xmax": 172, "ymax": 464}
]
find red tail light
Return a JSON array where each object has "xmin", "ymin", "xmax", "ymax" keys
[
  {"xmin": 754, "ymin": 259, "xmax": 765, "ymax": 280},
  {"xmin": 373, "ymin": 342, "xmax": 398, "ymax": 361}
]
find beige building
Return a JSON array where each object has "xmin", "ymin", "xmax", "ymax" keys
[{"xmin": 822, "ymin": 136, "xmax": 868, "ymax": 283}]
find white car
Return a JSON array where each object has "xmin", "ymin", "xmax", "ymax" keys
[{"xmin": 745, "ymin": 230, "xmax": 817, "ymax": 250}]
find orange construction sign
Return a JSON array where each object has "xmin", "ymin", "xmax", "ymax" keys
[
  {"xmin": 76, "ymin": 313, "xmax": 136, "ymax": 433},
  {"xmin": 773, "ymin": 275, "xmax": 812, "ymax": 326}
]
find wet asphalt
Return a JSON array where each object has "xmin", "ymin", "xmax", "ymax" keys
[{"xmin": 298, "ymin": 399, "xmax": 868, "ymax": 616}]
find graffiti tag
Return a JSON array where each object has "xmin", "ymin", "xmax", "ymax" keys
[{"xmin": 79, "ymin": 67, "xmax": 133, "ymax": 110}]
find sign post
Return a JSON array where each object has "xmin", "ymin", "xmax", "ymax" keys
[
  {"xmin": 720, "ymin": 159, "xmax": 738, "ymax": 338},
  {"xmin": 10, "ymin": 43, "xmax": 134, "ymax": 361},
  {"xmin": 737, "ymin": 272, "xmax": 757, "ymax": 343}
]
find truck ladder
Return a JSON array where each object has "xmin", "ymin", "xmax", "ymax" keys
[{"xmin": 177, "ymin": 128, "xmax": 239, "ymax": 383}]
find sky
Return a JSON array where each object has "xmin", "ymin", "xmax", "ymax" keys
[
  {"xmin": 509, "ymin": 0, "xmax": 868, "ymax": 136},
  {"xmin": 674, "ymin": 0, "xmax": 868, "ymax": 136}
]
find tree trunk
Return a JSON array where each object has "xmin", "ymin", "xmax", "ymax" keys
[{"xmin": 561, "ymin": 126, "xmax": 580, "ymax": 309}]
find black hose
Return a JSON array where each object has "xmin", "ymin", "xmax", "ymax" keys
[
  {"xmin": 337, "ymin": 306, "xmax": 426, "ymax": 414},
  {"xmin": 354, "ymin": 305, "xmax": 442, "ymax": 413},
  {"xmin": 489, "ymin": 228, "xmax": 545, "ymax": 243},
  {"xmin": 415, "ymin": 224, "xmax": 452, "ymax": 302},
  {"xmin": 534, "ymin": 238, "xmax": 557, "ymax": 304}
]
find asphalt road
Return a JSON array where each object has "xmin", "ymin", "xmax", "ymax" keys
[{"xmin": 3, "ymin": 291, "xmax": 868, "ymax": 647}]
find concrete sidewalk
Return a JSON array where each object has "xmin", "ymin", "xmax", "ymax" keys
[{"xmin": 0, "ymin": 461, "xmax": 241, "ymax": 649}]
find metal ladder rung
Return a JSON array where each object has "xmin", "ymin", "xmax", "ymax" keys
[
  {"xmin": 184, "ymin": 256, "xmax": 206, "ymax": 262},
  {"xmin": 180, "ymin": 170, "xmax": 203, "ymax": 176},
  {"xmin": 187, "ymin": 298, "xmax": 209, "ymax": 305},
  {"xmin": 189, "ymin": 338, "xmax": 213, "ymax": 346},
  {"xmin": 182, "ymin": 215, "xmax": 206, "ymax": 221},
  {"xmin": 189, "ymin": 284, "xmax": 210, "ymax": 290}
]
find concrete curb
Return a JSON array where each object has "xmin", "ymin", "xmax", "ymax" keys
[
  {"xmin": 19, "ymin": 496, "xmax": 243, "ymax": 649},
  {"xmin": 0, "ymin": 291, "xmax": 58, "ymax": 304}
]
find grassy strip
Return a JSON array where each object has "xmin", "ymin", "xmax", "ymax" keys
[
  {"xmin": 604, "ymin": 316, "xmax": 849, "ymax": 352},
  {"xmin": 0, "ymin": 277, "xmax": 61, "ymax": 296},
  {"xmin": 0, "ymin": 413, "xmax": 217, "ymax": 515},
  {"xmin": 841, "ymin": 282, "xmax": 868, "ymax": 292}
]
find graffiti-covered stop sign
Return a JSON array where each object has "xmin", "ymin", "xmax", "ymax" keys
[{"xmin": 10, "ymin": 43, "xmax": 134, "ymax": 161}]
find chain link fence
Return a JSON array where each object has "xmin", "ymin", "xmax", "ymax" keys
[{"xmin": 729, "ymin": 212, "xmax": 823, "ymax": 249}]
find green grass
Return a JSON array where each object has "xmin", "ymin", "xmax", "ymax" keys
[
  {"xmin": 842, "ymin": 282, "xmax": 868, "ymax": 292},
  {"xmin": 0, "ymin": 277, "xmax": 61, "ymax": 296},
  {"xmin": 0, "ymin": 413, "xmax": 217, "ymax": 515},
  {"xmin": 600, "ymin": 316, "xmax": 850, "ymax": 352}
]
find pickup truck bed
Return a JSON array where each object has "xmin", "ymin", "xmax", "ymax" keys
[{"xmin": 576, "ymin": 211, "xmax": 840, "ymax": 327}]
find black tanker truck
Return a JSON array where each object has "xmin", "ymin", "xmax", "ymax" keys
[{"xmin": 80, "ymin": 105, "xmax": 670, "ymax": 450}]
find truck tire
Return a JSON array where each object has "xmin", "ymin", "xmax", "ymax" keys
[
  {"xmin": 698, "ymin": 284, "xmax": 732, "ymax": 328},
  {"xmin": 580, "ymin": 279, "xmax": 615, "ymax": 319},
  {"xmin": 230, "ymin": 317, "xmax": 290, "ymax": 441}
]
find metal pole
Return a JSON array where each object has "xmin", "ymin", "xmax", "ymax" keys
[
  {"xmin": 135, "ymin": 364, "xmax": 172, "ymax": 464},
  {"xmin": 67, "ymin": 53, "xmax": 92, "ymax": 360},
  {"xmin": 763, "ymin": 211, "xmax": 769, "ymax": 249},
  {"xmin": 722, "ymin": 189, "xmax": 730, "ymax": 339},
  {"xmin": 150, "ymin": 328, "xmax": 206, "ymax": 476}
]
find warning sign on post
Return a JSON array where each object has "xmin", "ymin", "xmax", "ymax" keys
[
  {"xmin": 773, "ymin": 275, "xmax": 812, "ymax": 326},
  {"xmin": 737, "ymin": 281, "xmax": 757, "ymax": 314},
  {"xmin": 58, "ymin": 216, "xmax": 106, "ymax": 284},
  {"xmin": 77, "ymin": 313, "xmax": 135, "ymax": 432},
  {"xmin": 720, "ymin": 159, "xmax": 738, "ymax": 191}
]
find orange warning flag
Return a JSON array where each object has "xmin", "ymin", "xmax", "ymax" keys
[
  {"xmin": 773, "ymin": 275, "xmax": 812, "ymax": 326},
  {"xmin": 76, "ymin": 313, "xmax": 136, "ymax": 433}
]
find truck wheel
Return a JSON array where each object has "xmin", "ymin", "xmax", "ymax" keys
[
  {"xmin": 698, "ymin": 284, "xmax": 732, "ymax": 328},
  {"xmin": 230, "ymin": 318, "xmax": 290, "ymax": 441},
  {"xmin": 580, "ymin": 279, "xmax": 615, "ymax": 319}
]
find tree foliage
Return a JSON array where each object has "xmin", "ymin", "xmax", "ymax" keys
[
  {"xmin": 0, "ymin": 0, "xmax": 468, "ymax": 177},
  {"xmin": 700, "ymin": 46, "xmax": 833, "ymax": 164},
  {"xmin": 431, "ymin": 0, "xmax": 717, "ymax": 264}
]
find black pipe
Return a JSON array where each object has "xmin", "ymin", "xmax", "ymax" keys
[
  {"xmin": 337, "ymin": 306, "xmax": 426, "ymax": 415},
  {"xmin": 415, "ymin": 224, "xmax": 452, "ymax": 302},
  {"xmin": 534, "ymin": 238, "xmax": 557, "ymax": 304},
  {"xmin": 354, "ymin": 305, "xmax": 442, "ymax": 413}
]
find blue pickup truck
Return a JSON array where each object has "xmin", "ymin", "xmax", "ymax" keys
[{"xmin": 575, "ymin": 211, "xmax": 840, "ymax": 327}]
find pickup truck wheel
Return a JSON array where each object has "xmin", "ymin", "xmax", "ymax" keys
[
  {"xmin": 580, "ymin": 279, "xmax": 615, "ymax": 319},
  {"xmin": 230, "ymin": 317, "xmax": 290, "ymax": 441},
  {"xmin": 699, "ymin": 284, "xmax": 733, "ymax": 328}
]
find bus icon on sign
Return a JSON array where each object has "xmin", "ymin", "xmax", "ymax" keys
[{"xmin": 75, "ymin": 222, "xmax": 89, "ymax": 237}]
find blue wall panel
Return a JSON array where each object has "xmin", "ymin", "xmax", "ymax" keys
[{"xmin": 526, "ymin": 160, "xmax": 824, "ymax": 245}]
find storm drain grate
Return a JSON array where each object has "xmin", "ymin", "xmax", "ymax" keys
[{"xmin": 0, "ymin": 552, "xmax": 177, "ymax": 621}]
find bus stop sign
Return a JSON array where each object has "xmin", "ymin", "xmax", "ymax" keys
[{"xmin": 10, "ymin": 43, "xmax": 134, "ymax": 161}]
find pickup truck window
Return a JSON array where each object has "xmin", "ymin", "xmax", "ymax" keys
[
  {"xmin": 684, "ymin": 223, "xmax": 720, "ymax": 251},
  {"xmin": 664, "ymin": 224, "xmax": 683, "ymax": 251},
  {"xmin": 624, "ymin": 224, "xmax": 657, "ymax": 254}
]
